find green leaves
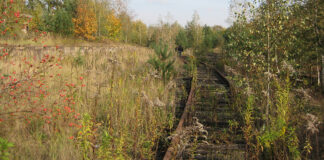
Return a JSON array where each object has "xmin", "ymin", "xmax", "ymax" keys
[
  {"xmin": 77, "ymin": 113, "xmax": 94, "ymax": 160},
  {"xmin": 53, "ymin": 8, "xmax": 74, "ymax": 35},
  {"xmin": 148, "ymin": 42, "xmax": 175, "ymax": 84},
  {"xmin": 0, "ymin": 137, "xmax": 14, "ymax": 160},
  {"xmin": 74, "ymin": 53, "xmax": 85, "ymax": 66},
  {"xmin": 223, "ymin": 0, "xmax": 321, "ymax": 159},
  {"xmin": 175, "ymin": 29, "xmax": 189, "ymax": 49}
]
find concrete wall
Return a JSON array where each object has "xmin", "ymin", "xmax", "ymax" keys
[
  {"xmin": 322, "ymin": 55, "xmax": 324, "ymax": 93},
  {"xmin": 0, "ymin": 45, "xmax": 128, "ymax": 56}
]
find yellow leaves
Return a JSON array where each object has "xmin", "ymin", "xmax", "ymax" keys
[
  {"xmin": 303, "ymin": 139, "xmax": 312, "ymax": 154},
  {"xmin": 105, "ymin": 12, "xmax": 121, "ymax": 41},
  {"xmin": 280, "ymin": 126, "xmax": 286, "ymax": 137},
  {"xmin": 73, "ymin": 0, "xmax": 97, "ymax": 40},
  {"xmin": 264, "ymin": 141, "xmax": 271, "ymax": 149}
]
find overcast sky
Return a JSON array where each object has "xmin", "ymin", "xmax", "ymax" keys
[{"xmin": 128, "ymin": 0, "xmax": 231, "ymax": 27}]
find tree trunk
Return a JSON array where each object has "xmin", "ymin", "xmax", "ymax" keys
[
  {"xmin": 266, "ymin": 0, "xmax": 271, "ymax": 127},
  {"xmin": 321, "ymin": 55, "xmax": 324, "ymax": 93}
]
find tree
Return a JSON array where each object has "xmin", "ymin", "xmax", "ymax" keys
[
  {"xmin": 148, "ymin": 42, "xmax": 175, "ymax": 84},
  {"xmin": 202, "ymin": 25, "xmax": 216, "ymax": 50},
  {"xmin": 119, "ymin": 10, "xmax": 132, "ymax": 43},
  {"xmin": 129, "ymin": 20, "xmax": 147, "ymax": 45},
  {"xmin": 105, "ymin": 11, "xmax": 121, "ymax": 40},
  {"xmin": 29, "ymin": 1, "xmax": 45, "ymax": 31},
  {"xmin": 53, "ymin": 8, "xmax": 74, "ymax": 35},
  {"xmin": 73, "ymin": 0, "xmax": 97, "ymax": 40},
  {"xmin": 185, "ymin": 11, "xmax": 202, "ymax": 51},
  {"xmin": 175, "ymin": 28, "xmax": 189, "ymax": 50},
  {"xmin": 319, "ymin": 0, "xmax": 324, "ymax": 92}
]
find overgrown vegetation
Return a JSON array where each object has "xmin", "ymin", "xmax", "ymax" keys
[
  {"xmin": 1, "ymin": 0, "xmax": 323, "ymax": 159},
  {"xmin": 0, "ymin": 5, "xmax": 179, "ymax": 156},
  {"xmin": 0, "ymin": 43, "xmax": 180, "ymax": 159},
  {"xmin": 224, "ymin": 0, "xmax": 324, "ymax": 159}
]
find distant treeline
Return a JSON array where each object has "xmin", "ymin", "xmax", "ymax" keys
[{"xmin": 0, "ymin": 0, "xmax": 224, "ymax": 52}]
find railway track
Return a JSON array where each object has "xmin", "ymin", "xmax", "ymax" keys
[{"xmin": 164, "ymin": 53, "xmax": 245, "ymax": 160}]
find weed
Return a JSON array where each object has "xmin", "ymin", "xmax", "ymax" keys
[{"xmin": 0, "ymin": 137, "xmax": 14, "ymax": 160}]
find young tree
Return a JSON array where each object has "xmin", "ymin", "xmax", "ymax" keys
[
  {"xmin": 105, "ymin": 11, "xmax": 122, "ymax": 40},
  {"xmin": 52, "ymin": 8, "xmax": 74, "ymax": 35},
  {"xmin": 185, "ymin": 11, "xmax": 202, "ymax": 51},
  {"xmin": 148, "ymin": 42, "xmax": 175, "ymax": 84},
  {"xmin": 128, "ymin": 20, "xmax": 147, "ymax": 45},
  {"xmin": 73, "ymin": 0, "xmax": 97, "ymax": 40},
  {"xmin": 28, "ymin": 1, "xmax": 45, "ymax": 31},
  {"xmin": 118, "ymin": 10, "xmax": 132, "ymax": 43},
  {"xmin": 320, "ymin": 0, "xmax": 324, "ymax": 92},
  {"xmin": 175, "ymin": 28, "xmax": 189, "ymax": 50},
  {"xmin": 202, "ymin": 25, "xmax": 216, "ymax": 50}
]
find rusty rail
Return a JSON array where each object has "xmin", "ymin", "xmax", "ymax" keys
[
  {"xmin": 163, "ymin": 75, "xmax": 196, "ymax": 160},
  {"xmin": 163, "ymin": 57, "xmax": 232, "ymax": 160},
  {"xmin": 201, "ymin": 61, "xmax": 233, "ymax": 94}
]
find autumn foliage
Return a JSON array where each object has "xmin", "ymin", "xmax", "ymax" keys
[
  {"xmin": 73, "ymin": 0, "xmax": 97, "ymax": 40},
  {"xmin": 0, "ymin": 50, "xmax": 82, "ymax": 127},
  {"xmin": 0, "ymin": 0, "xmax": 28, "ymax": 38},
  {"xmin": 106, "ymin": 12, "xmax": 122, "ymax": 40}
]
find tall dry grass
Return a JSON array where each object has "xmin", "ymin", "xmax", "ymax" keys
[{"xmin": 0, "ymin": 44, "xmax": 177, "ymax": 159}]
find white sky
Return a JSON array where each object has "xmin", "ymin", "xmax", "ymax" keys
[{"xmin": 128, "ymin": 0, "xmax": 231, "ymax": 27}]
